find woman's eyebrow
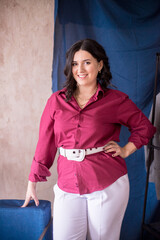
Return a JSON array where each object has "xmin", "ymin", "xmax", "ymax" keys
[
  {"xmin": 83, "ymin": 59, "xmax": 91, "ymax": 61},
  {"xmin": 72, "ymin": 59, "xmax": 91, "ymax": 63}
]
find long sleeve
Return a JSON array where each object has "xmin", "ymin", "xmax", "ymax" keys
[
  {"xmin": 117, "ymin": 94, "xmax": 156, "ymax": 149},
  {"xmin": 29, "ymin": 98, "xmax": 57, "ymax": 182}
]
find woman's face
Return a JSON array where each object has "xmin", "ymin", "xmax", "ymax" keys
[{"xmin": 72, "ymin": 50, "xmax": 103, "ymax": 88}]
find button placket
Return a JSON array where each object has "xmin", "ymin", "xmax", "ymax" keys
[
  {"xmin": 74, "ymin": 113, "xmax": 82, "ymax": 147},
  {"xmin": 74, "ymin": 173, "xmax": 79, "ymax": 187}
]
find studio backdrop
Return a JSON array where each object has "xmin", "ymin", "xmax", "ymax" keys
[{"xmin": 52, "ymin": 1, "xmax": 160, "ymax": 239}]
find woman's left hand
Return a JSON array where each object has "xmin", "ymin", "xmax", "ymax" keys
[{"xmin": 104, "ymin": 141, "xmax": 137, "ymax": 158}]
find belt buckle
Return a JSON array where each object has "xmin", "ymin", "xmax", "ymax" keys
[{"xmin": 66, "ymin": 149, "xmax": 85, "ymax": 161}]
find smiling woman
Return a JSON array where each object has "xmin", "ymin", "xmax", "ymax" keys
[
  {"xmin": 23, "ymin": 39, "xmax": 156, "ymax": 240},
  {"xmin": 72, "ymin": 50, "xmax": 103, "ymax": 109}
]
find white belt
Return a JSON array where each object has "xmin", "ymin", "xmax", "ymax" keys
[{"xmin": 59, "ymin": 145, "xmax": 106, "ymax": 162}]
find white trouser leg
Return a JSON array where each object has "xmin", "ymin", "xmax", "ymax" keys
[
  {"xmin": 53, "ymin": 174, "xmax": 129, "ymax": 240},
  {"xmin": 53, "ymin": 184, "xmax": 87, "ymax": 240},
  {"xmin": 87, "ymin": 174, "xmax": 129, "ymax": 240}
]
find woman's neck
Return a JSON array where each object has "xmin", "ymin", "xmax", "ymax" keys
[{"xmin": 75, "ymin": 84, "xmax": 98, "ymax": 99}]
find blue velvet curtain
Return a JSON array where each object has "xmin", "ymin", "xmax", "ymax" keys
[{"xmin": 52, "ymin": 1, "xmax": 160, "ymax": 239}]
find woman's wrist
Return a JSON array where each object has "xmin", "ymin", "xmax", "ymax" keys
[
  {"xmin": 28, "ymin": 180, "xmax": 37, "ymax": 188},
  {"xmin": 122, "ymin": 142, "xmax": 137, "ymax": 158}
]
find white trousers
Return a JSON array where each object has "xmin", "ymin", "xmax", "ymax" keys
[{"xmin": 53, "ymin": 174, "xmax": 129, "ymax": 240}]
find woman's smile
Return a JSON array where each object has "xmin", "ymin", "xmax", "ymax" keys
[{"xmin": 77, "ymin": 74, "xmax": 88, "ymax": 79}]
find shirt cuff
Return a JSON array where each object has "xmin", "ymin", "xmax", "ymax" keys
[
  {"xmin": 29, "ymin": 158, "xmax": 51, "ymax": 182},
  {"xmin": 128, "ymin": 125, "xmax": 156, "ymax": 149}
]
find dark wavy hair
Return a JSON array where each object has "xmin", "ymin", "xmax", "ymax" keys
[{"xmin": 64, "ymin": 39, "xmax": 112, "ymax": 101}]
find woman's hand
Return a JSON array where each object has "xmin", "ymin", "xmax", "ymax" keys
[
  {"xmin": 104, "ymin": 141, "xmax": 137, "ymax": 158},
  {"xmin": 21, "ymin": 181, "xmax": 39, "ymax": 208}
]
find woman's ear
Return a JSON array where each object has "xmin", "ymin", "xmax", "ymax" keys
[{"xmin": 99, "ymin": 60, "xmax": 103, "ymax": 71}]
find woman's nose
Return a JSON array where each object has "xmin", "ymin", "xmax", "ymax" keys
[{"xmin": 77, "ymin": 63, "xmax": 84, "ymax": 72}]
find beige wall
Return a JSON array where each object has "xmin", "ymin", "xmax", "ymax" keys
[{"xmin": 0, "ymin": 0, "xmax": 57, "ymax": 204}]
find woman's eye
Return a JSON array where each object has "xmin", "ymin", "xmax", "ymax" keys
[
  {"xmin": 85, "ymin": 61, "xmax": 90, "ymax": 65},
  {"xmin": 72, "ymin": 62, "xmax": 77, "ymax": 66}
]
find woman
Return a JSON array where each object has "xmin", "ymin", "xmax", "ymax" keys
[{"xmin": 22, "ymin": 39, "xmax": 156, "ymax": 240}]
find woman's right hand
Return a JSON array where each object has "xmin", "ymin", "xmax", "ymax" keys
[{"xmin": 21, "ymin": 181, "xmax": 39, "ymax": 207}]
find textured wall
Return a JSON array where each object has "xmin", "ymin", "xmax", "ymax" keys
[{"xmin": 0, "ymin": 0, "xmax": 57, "ymax": 204}]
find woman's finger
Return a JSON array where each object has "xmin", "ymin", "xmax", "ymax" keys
[
  {"xmin": 105, "ymin": 147, "xmax": 117, "ymax": 153},
  {"xmin": 21, "ymin": 194, "xmax": 39, "ymax": 208},
  {"xmin": 104, "ymin": 141, "xmax": 118, "ymax": 149},
  {"xmin": 104, "ymin": 141, "xmax": 122, "ymax": 157},
  {"xmin": 104, "ymin": 144, "xmax": 119, "ymax": 151},
  {"xmin": 33, "ymin": 195, "xmax": 39, "ymax": 206},
  {"xmin": 21, "ymin": 196, "xmax": 31, "ymax": 208},
  {"xmin": 21, "ymin": 181, "xmax": 39, "ymax": 208}
]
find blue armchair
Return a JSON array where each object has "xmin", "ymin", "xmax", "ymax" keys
[{"xmin": 0, "ymin": 199, "xmax": 53, "ymax": 240}]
